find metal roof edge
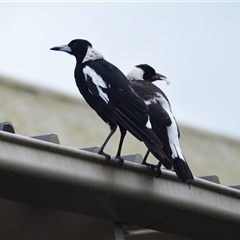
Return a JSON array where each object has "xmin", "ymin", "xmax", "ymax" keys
[
  {"xmin": 0, "ymin": 130, "xmax": 240, "ymax": 238},
  {"xmin": 0, "ymin": 131, "xmax": 239, "ymax": 197}
]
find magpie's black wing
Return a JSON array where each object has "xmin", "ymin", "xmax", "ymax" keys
[
  {"xmin": 84, "ymin": 60, "xmax": 149, "ymax": 126},
  {"xmin": 148, "ymin": 103, "xmax": 173, "ymax": 157}
]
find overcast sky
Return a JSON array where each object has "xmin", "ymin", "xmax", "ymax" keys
[{"xmin": 1, "ymin": 2, "xmax": 240, "ymax": 139}]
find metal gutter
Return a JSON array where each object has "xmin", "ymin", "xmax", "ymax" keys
[{"xmin": 0, "ymin": 131, "xmax": 240, "ymax": 239}]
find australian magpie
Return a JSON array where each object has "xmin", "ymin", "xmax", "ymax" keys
[
  {"xmin": 127, "ymin": 64, "xmax": 193, "ymax": 182},
  {"xmin": 50, "ymin": 39, "xmax": 172, "ymax": 171}
]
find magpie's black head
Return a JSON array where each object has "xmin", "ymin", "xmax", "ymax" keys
[
  {"xmin": 50, "ymin": 39, "xmax": 102, "ymax": 63},
  {"xmin": 136, "ymin": 64, "xmax": 167, "ymax": 82},
  {"xmin": 127, "ymin": 64, "xmax": 168, "ymax": 83}
]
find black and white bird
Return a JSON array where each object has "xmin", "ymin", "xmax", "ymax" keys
[
  {"xmin": 50, "ymin": 39, "xmax": 172, "ymax": 171},
  {"xmin": 126, "ymin": 64, "xmax": 193, "ymax": 182}
]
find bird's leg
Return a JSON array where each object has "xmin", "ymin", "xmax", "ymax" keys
[
  {"xmin": 98, "ymin": 125, "xmax": 117, "ymax": 162},
  {"xmin": 142, "ymin": 149, "xmax": 150, "ymax": 165},
  {"xmin": 115, "ymin": 127, "xmax": 126, "ymax": 166},
  {"xmin": 154, "ymin": 162, "xmax": 162, "ymax": 178},
  {"xmin": 141, "ymin": 150, "xmax": 155, "ymax": 171}
]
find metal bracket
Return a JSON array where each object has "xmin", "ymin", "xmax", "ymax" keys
[
  {"xmin": 31, "ymin": 134, "xmax": 60, "ymax": 144},
  {"xmin": 229, "ymin": 185, "xmax": 240, "ymax": 190},
  {"xmin": 121, "ymin": 154, "xmax": 143, "ymax": 164},
  {"xmin": 80, "ymin": 146, "xmax": 100, "ymax": 153},
  {"xmin": 198, "ymin": 175, "xmax": 220, "ymax": 184},
  {"xmin": 0, "ymin": 122, "xmax": 15, "ymax": 133},
  {"xmin": 114, "ymin": 222, "xmax": 125, "ymax": 240}
]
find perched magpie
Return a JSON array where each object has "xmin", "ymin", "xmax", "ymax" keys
[
  {"xmin": 50, "ymin": 39, "xmax": 172, "ymax": 171},
  {"xmin": 127, "ymin": 64, "xmax": 193, "ymax": 182}
]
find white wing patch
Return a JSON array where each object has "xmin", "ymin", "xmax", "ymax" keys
[
  {"xmin": 82, "ymin": 47, "xmax": 103, "ymax": 63},
  {"xmin": 145, "ymin": 115, "xmax": 152, "ymax": 129},
  {"xmin": 83, "ymin": 66, "xmax": 109, "ymax": 103}
]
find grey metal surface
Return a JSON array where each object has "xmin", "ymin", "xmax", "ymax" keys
[
  {"xmin": 0, "ymin": 198, "xmax": 116, "ymax": 239},
  {"xmin": 0, "ymin": 131, "xmax": 240, "ymax": 239},
  {"xmin": 198, "ymin": 175, "xmax": 220, "ymax": 184},
  {"xmin": 115, "ymin": 223, "xmax": 125, "ymax": 240},
  {"xmin": 31, "ymin": 133, "xmax": 60, "ymax": 144},
  {"xmin": 0, "ymin": 122, "xmax": 15, "ymax": 133}
]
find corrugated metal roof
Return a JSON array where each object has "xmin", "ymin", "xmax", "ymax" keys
[{"xmin": 0, "ymin": 74, "xmax": 240, "ymax": 186}]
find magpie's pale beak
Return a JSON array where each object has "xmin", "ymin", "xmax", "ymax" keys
[
  {"xmin": 50, "ymin": 45, "xmax": 72, "ymax": 54},
  {"xmin": 152, "ymin": 72, "xmax": 167, "ymax": 81},
  {"xmin": 152, "ymin": 73, "xmax": 171, "ymax": 85}
]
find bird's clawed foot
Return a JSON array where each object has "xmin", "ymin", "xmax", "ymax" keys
[
  {"xmin": 98, "ymin": 150, "xmax": 111, "ymax": 162},
  {"xmin": 142, "ymin": 161, "xmax": 162, "ymax": 178},
  {"xmin": 115, "ymin": 156, "xmax": 124, "ymax": 166},
  {"xmin": 142, "ymin": 162, "xmax": 155, "ymax": 172},
  {"xmin": 154, "ymin": 165, "xmax": 162, "ymax": 178}
]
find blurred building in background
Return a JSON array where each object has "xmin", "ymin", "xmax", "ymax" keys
[{"xmin": 0, "ymin": 74, "xmax": 239, "ymax": 186}]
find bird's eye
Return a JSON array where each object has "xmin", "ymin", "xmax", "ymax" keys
[{"xmin": 71, "ymin": 42, "xmax": 78, "ymax": 49}]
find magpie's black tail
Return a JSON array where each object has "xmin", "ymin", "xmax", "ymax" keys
[{"xmin": 172, "ymin": 157, "xmax": 194, "ymax": 182}]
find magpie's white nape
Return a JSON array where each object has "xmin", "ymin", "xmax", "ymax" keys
[
  {"xmin": 51, "ymin": 40, "xmax": 172, "ymax": 172},
  {"xmin": 127, "ymin": 64, "xmax": 193, "ymax": 182}
]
